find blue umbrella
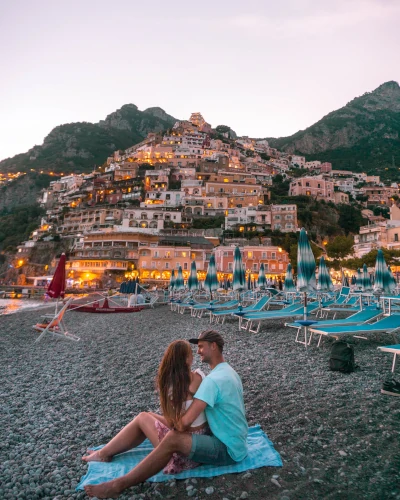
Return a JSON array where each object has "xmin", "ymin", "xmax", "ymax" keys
[
  {"xmin": 317, "ymin": 256, "xmax": 333, "ymax": 292},
  {"xmin": 188, "ymin": 261, "xmax": 199, "ymax": 291},
  {"xmin": 258, "ymin": 263, "xmax": 266, "ymax": 288},
  {"xmin": 175, "ymin": 266, "xmax": 185, "ymax": 291},
  {"xmin": 204, "ymin": 254, "xmax": 219, "ymax": 297},
  {"xmin": 119, "ymin": 281, "xmax": 127, "ymax": 293},
  {"xmin": 355, "ymin": 268, "xmax": 363, "ymax": 289},
  {"xmin": 284, "ymin": 263, "xmax": 296, "ymax": 292},
  {"xmin": 362, "ymin": 263, "xmax": 372, "ymax": 292},
  {"xmin": 297, "ymin": 228, "xmax": 316, "ymax": 319},
  {"xmin": 233, "ymin": 247, "xmax": 246, "ymax": 291},
  {"xmin": 169, "ymin": 269, "xmax": 176, "ymax": 291},
  {"xmin": 388, "ymin": 266, "xmax": 397, "ymax": 291},
  {"xmin": 351, "ymin": 274, "xmax": 356, "ymax": 285},
  {"xmin": 373, "ymin": 250, "xmax": 395, "ymax": 294}
]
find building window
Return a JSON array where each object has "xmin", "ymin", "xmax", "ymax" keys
[
  {"xmin": 228, "ymin": 262, "xmax": 233, "ymax": 270},
  {"xmin": 248, "ymin": 251, "xmax": 253, "ymax": 258},
  {"xmin": 165, "ymin": 262, "xmax": 169, "ymax": 269},
  {"xmin": 176, "ymin": 262, "xmax": 180, "ymax": 269},
  {"xmin": 395, "ymin": 233, "xmax": 399, "ymax": 242},
  {"xmin": 271, "ymin": 252, "xmax": 276, "ymax": 259},
  {"xmin": 184, "ymin": 262, "xmax": 188, "ymax": 270},
  {"xmin": 142, "ymin": 261, "xmax": 147, "ymax": 268},
  {"xmin": 151, "ymin": 261, "xmax": 156, "ymax": 269}
]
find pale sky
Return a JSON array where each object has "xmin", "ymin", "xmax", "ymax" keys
[{"xmin": 1, "ymin": 0, "xmax": 399, "ymax": 161}]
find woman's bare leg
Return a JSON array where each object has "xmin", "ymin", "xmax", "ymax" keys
[{"xmin": 82, "ymin": 412, "xmax": 160, "ymax": 462}]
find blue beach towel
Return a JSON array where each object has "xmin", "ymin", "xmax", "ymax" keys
[{"xmin": 76, "ymin": 425, "xmax": 282, "ymax": 490}]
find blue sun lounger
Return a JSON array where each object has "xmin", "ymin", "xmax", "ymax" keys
[
  {"xmin": 286, "ymin": 307, "xmax": 383, "ymax": 347},
  {"xmin": 309, "ymin": 314, "xmax": 400, "ymax": 343},
  {"xmin": 378, "ymin": 344, "xmax": 400, "ymax": 373},
  {"xmin": 239, "ymin": 302, "xmax": 321, "ymax": 334},
  {"xmin": 190, "ymin": 300, "xmax": 239, "ymax": 318},
  {"xmin": 210, "ymin": 296, "xmax": 272, "ymax": 325}
]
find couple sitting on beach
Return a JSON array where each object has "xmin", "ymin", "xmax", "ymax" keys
[{"xmin": 82, "ymin": 330, "xmax": 248, "ymax": 498}]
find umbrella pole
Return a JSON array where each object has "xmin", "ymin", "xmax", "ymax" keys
[{"xmin": 304, "ymin": 292, "xmax": 308, "ymax": 321}]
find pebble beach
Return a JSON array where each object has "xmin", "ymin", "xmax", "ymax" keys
[{"xmin": 0, "ymin": 304, "xmax": 399, "ymax": 500}]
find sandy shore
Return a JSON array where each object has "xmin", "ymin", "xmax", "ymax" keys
[{"xmin": 0, "ymin": 304, "xmax": 399, "ymax": 500}]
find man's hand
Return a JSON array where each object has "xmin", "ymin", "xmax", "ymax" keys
[{"xmin": 178, "ymin": 399, "xmax": 207, "ymax": 431}]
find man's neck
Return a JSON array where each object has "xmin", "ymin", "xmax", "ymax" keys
[{"xmin": 209, "ymin": 356, "xmax": 225, "ymax": 370}]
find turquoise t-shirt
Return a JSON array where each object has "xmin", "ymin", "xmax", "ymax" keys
[{"xmin": 194, "ymin": 362, "xmax": 248, "ymax": 461}]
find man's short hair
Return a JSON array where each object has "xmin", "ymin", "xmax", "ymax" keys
[{"xmin": 189, "ymin": 330, "xmax": 224, "ymax": 352}]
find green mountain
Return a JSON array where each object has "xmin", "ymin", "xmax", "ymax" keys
[
  {"xmin": 267, "ymin": 81, "xmax": 400, "ymax": 179},
  {"xmin": 0, "ymin": 105, "xmax": 177, "ymax": 174}
]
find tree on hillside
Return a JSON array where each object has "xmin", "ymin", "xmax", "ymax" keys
[
  {"xmin": 338, "ymin": 204, "xmax": 365, "ymax": 234},
  {"xmin": 326, "ymin": 235, "xmax": 354, "ymax": 259}
]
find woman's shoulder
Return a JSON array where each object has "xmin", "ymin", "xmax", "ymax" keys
[{"xmin": 192, "ymin": 368, "xmax": 206, "ymax": 382}]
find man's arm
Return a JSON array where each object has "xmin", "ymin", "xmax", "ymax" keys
[{"xmin": 176, "ymin": 398, "xmax": 207, "ymax": 432}]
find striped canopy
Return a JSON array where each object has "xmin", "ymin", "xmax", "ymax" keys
[
  {"xmin": 355, "ymin": 268, "xmax": 363, "ymax": 288},
  {"xmin": 175, "ymin": 266, "xmax": 185, "ymax": 291},
  {"xmin": 317, "ymin": 256, "xmax": 333, "ymax": 291},
  {"xmin": 373, "ymin": 250, "xmax": 395, "ymax": 294},
  {"xmin": 257, "ymin": 263, "xmax": 266, "ymax": 288},
  {"xmin": 169, "ymin": 269, "xmax": 176, "ymax": 290},
  {"xmin": 187, "ymin": 261, "xmax": 199, "ymax": 291},
  {"xmin": 296, "ymin": 228, "xmax": 316, "ymax": 292},
  {"xmin": 284, "ymin": 263, "xmax": 296, "ymax": 292},
  {"xmin": 388, "ymin": 266, "xmax": 397, "ymax": 291},
  {"xmin": 233, "ymin": 246, "xmax": 246, "ymax": 291},
  {"xmin": 204, "ymin": 254, "xmax": 219, "ymax": 294},
  {"xmin": 362, "ymin": 263, "xmax": 372, "ymax": 292}
]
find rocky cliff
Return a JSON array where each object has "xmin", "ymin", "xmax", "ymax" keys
[
  {"xmin": 0, "ymin": 105, "xmax": 177, "ymax": 174},
  {"xmin": 267, "ymin": 81, "xmax": 400, "ymax": 176}
]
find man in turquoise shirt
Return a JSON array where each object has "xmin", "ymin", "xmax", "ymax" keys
[{"xmin": 184, "ymin": 330, "xmax": 248, "ymax": 464}]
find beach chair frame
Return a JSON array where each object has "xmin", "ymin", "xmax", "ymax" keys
[{"xmin": 33, "ymin": 298, "xmax": 79, "ymax": 343}]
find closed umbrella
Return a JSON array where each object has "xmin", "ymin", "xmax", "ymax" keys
[
  {"xmin": 258, "ymin": 263, "xmax": 266, "ymax": 288},
  {"xmin": 355, "ymin": 268, "xmax": 363, "ymax": 289},
  {"xmin": 47, "ymin": 253, "xmax": 66, "ymax": 299},
  {"xmin": 373, "ymin": 249, "xmax": 390, "ymax": 294},
  {"xmin": 175, "ymin": 266, "xmax": 185, "ymax": 291},
  {"xmin": 362, "ymin": 263, "xmax": 372, "ymax": 292},
  {"xmin": 119, "ymin": 281, "xmax": 127, "ymax": 294},
  {"xmin": 297, "ymin": 228, "xmax": 316, "ymax": 319},
  {"xmin": 233, "ymin": 247, "xmax": 246, "ymax": 291},
  {"xmin": 188, "ymin": 261, "xmax": 199, "ymax": 291},
  {"xmin": 204, "ymin": 254, "xmax": 219, "ymax": 298},
  {"xmin": 388, "ymin": 266, "xmax": 397, "ymax": 291},
  {"xmin": 284, "ymin": 263, "xmax": 296, "ymax": 292},
  {"xmin": 247, "ymin": 273, "xmax": 252, "ymax": 290},
  {"xmin": 47, "ymin": 253, "xmax": 66, "ymax": 312},
  {"xmin": 341, "ymin": 269, "xmax": 349, "ymax": 288},
  {"xmin": 169, "ymin": 269, "xmax": 176, "ymax": 292},
  {"xmin": 317, "ymin": 256, "xmax": 333, "ymax": 292}
]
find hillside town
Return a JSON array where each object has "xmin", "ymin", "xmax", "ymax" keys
[{"xmin": 9, "ymin": 112, "xmax": 400, "ymax": 289}]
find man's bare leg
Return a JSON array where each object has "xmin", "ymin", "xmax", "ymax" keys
[
  {"xmin": 84, "ymin": 431, "xmax": 192, "ymax": 499},
  {"xmin": 82, "ymin": 412, "xmax": 160, "ymax": 462}
]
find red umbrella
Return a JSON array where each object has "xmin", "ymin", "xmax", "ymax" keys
[{"xmin": 47, "ymin": 253, "xmax": 66, "ymax": 299}]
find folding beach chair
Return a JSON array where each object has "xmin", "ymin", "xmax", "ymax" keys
[
  {"xmin": 190, "ymin": 300, "xmax": 239, "ymax": 318},
  {"xmin": 240, "ymin": 302, "xmax": 320, "ymax": 334},
  {"xmin": 309, "ymin": 314, "xmax": 400, "ymax": 344},
  {"xmin": 33, "ymin": 298, "xmax": 79, "ymax": 343},
  {"xmin": 210, "ymin": 296, "xmax": 272, "ymax": 325},
  {"xmin": 378, "ymin": 344, "xmax": 400, "ymax": 374},
  {"xmin": 286, "ymin": 307, "xmax": 384, "ymax": 347}
]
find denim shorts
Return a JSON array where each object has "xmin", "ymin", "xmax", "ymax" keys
[{"xmin": 188, "ymin": 434, "xmax": 237, "ymax": 466}]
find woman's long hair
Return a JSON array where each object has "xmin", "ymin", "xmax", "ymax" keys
[{"xmin": 157, "ymin": 340, "xmax": 192, "ymax": 427}]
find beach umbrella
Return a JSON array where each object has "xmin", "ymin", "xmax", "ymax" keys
[
  {"xmin": 247, "ymin": 273, "xmax": 252, "ymax": 290},
  {"xmin": 373, "ymin": 250, "xmax": 395, "ymax": 294},
  {"xmin": 351, "ymin": 274, "xmax": 356, "ymax": 285},
  {"xmin": 233, "ymin": 247, "xmax": 246, "ymax": 291},
  {"xmin": 204, "ymin": 254, "xmax": 219, "ymax": 297},
  {"xmin": 169, "ymin": 269, "xmax": 176, "ymax": 291},
  {"xmin": 188, "ymin": 261, "xmax": 199, "ymax": 291},
  {"xmin": 297, "ymin": 228, "xmax": 316, "ymax": 319},
  {"xmin": 175, "ymin": 266, "xmax": 185, "ymax": 291},
  {"xmin": 362, "ymin": 263, "xmax": 372, "ymax": 292},
  {"xmin": 258, "ymin": 263, "xmax": 266, "ymax": 288},
  {"xmin": 341, "ymin": 269, "xmax": 350, "ymax": 288},
  {"xmin": 284, "ymin": 263, "xmax": 296, "ymax": 292},
  {"xmin": 47, "ymin": 253, "xmax": 66, "ymax": 299},
  {"xmin": 226, "ymin": 279, "xmax": 231, "ymax": 289},
  {"xmin": 119, "ymin": 281, "xmax": 127, "ymax": 294},
  {"xmin": 355, "ymin": 268, "xmax": 363, "ymax": 289},
  {"xmin": 317, "ymin": 256, "xmax": 333, "ymax": 292},
  {"xmin": 388, "ymin": 266, "xmax": 397, "ymax": 291}
]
